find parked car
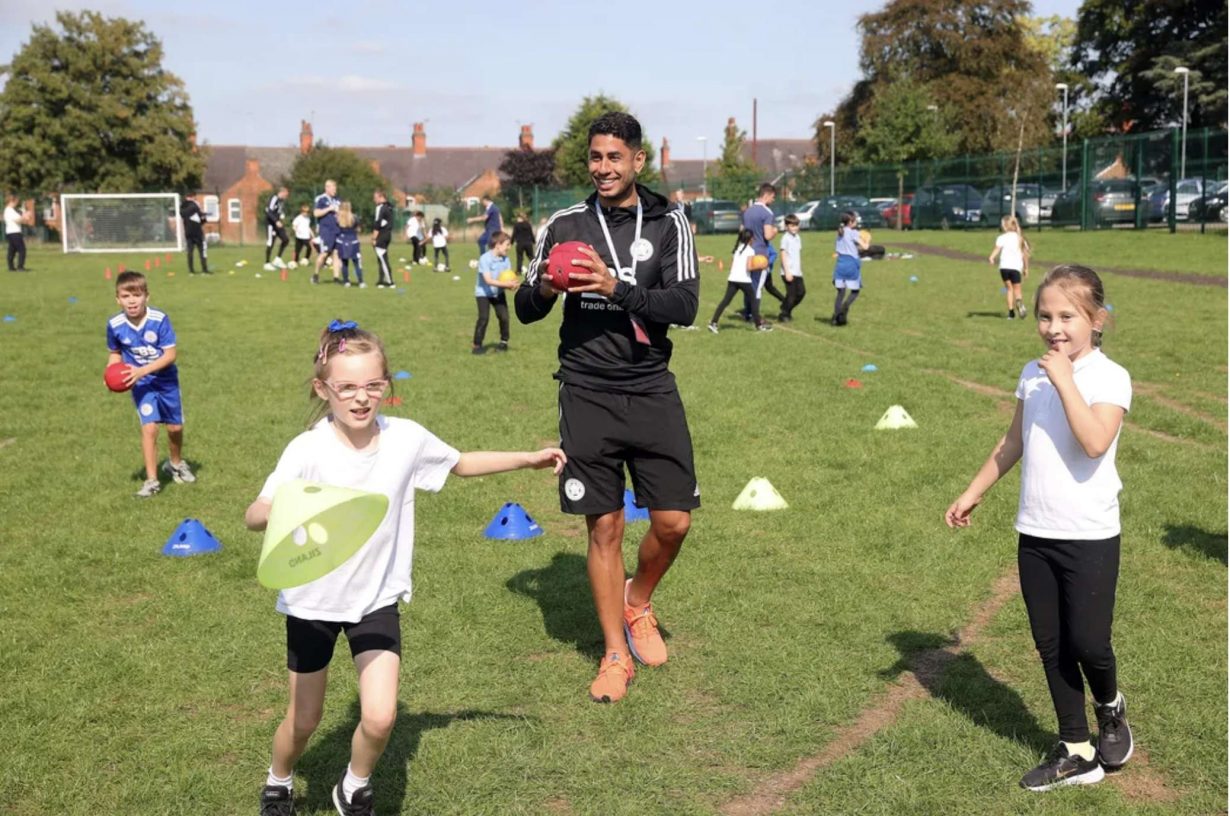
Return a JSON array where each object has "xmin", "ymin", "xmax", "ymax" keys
[
  {"xmin": 808, "ymin": 196, "xmax": 887, "ymax": 231},
  {"xmin": 691, "ymin": 199, "xmax": 742, "ymax": 234},
  {"xmin": 1171, "ymin": 178, "xmax": 1207, "ymax": 220},
  {"xmin": 1144, "ymin": 183, "xmax": 1169, "ymax": 222},
  {"xmin": 979, "ymin": 184, "xmax": 1055, "ymax": 225},
  {"xmin": 881, "ymin": 194, "xmax": 913, "ymax": 229},
  {"xmin": 775, "ymin": 199, "xmax": 821, "ymax": 230},
  {"xmin": 911, "ymin": 184, "xmax": 983, "ymax": 229},
  {"xmin": 1187, "ymin": 181, "xmax": 1228, "ymax": 223},
  {"xmin": 1051, "ymin": 179, "xmax": 1142, "ymax": 225}
]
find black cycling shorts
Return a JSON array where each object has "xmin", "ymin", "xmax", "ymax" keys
[{"xmin": 285, "ymin": 603, "xmax": 401, "ymax": 674}]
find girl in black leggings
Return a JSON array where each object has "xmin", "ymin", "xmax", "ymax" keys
[
  {"xmin": 708, "ymin": 229, "xmax": 769, "ymax": 332},
  {"xmin": 946, "ymin": 264, "xmax": 1133, "ymax": 793}
]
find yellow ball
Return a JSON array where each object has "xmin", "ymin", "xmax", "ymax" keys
[{"xmin": 498, "ymin": 269, "xmax": 519, "ymax": 283}]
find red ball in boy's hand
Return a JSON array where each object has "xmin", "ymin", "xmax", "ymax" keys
[
  {"xmin": 545, "ymin": 241, "xmax": 591, "ymax": 291},
  {"xmin": 104, "ymin": 362, "xmax": 133, "ymax": 393}
]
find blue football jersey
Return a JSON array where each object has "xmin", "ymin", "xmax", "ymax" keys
[
  {"xmin": 106, "ymin": 308, "xmax": 178, "ymax": 386},
  {"xmin": 314, "ymin": 193, "xmax": 340, "ymax": 232}
]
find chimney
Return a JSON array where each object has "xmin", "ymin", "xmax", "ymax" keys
[
  {"xmin": 299, "ymin": 120, "xmax": 313, "ymax": 155},
  {"xmin": 660, "ymin": 137, "xmax": 670, "ymax": 169},
  {"xmin": 519, "ymin": 124, "xmax": 534, "ymax": 150},
  {"xmin": 244, "ymin": 158, "xmax": 260, "ymax": 176},
  {"xmin": 412, "ymin": 122, "xmax": 427, "ymax": 157}
]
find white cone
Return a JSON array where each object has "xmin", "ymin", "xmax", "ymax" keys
[
  {"xmin": 732, "ymin": 477, "xmax": 788, "ymax": 511},
  {"xmin": 875, "ymin": 405, "xmax": 918, "ymax": 430}
]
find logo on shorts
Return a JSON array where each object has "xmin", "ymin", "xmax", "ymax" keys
[
  {"xmin": 564, "ymin": 478, "xmax": 586, "ymax": 501},
  {"xmin": 693, "ymin": 484, "xmax": 701, "ymax": 497},
  {"xmin": 140, "ymin": 402, "xmax": 154, "ymax": 417},
  {"xmin": 144, "ymin": 330, "xmax": 158, "ymax": 343}
]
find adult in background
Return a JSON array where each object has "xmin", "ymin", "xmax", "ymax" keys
[
  {"xmin": 180, "ymin": 192, "xmax": 210, "ymax": 275},
  {"xmin": 510, "ymin": 211, "xmax": 536, "ymax": 274},
  {"xmin": 371, "ymin": 190, "xmax": 395, "ymax": 288},
  {"xmin": 672, "ymin": 189, "xmax": 695, "ymax": 234},
  {"xmin": 264, "ymin": 186, "xmax": 290, "ymax": 270},
  {"xmin": 515, "ymin": 111, "xmax": 699, "ymax": 704},
  {"xmin": 4, "ymin": 195, "xmax": 29, "ymax": 272},
  {"xmin": 468, "ymin": 195, "xmax": 503, "ymax": 255},
  {"xmin": 313, "ymin": 179, "xmax": 342, "ymax": 285},
  {"xmin": 740, "ymin": 183, "xmax": 785, "ymax": 319}
]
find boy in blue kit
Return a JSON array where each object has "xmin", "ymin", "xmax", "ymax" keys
[
  {"xmin": 312, "ymin": 179, "xmax": 342, "ymax": 285},
  {"xmin": 106, "ymin": 271, "xmax": 195, "ymax": 498}
]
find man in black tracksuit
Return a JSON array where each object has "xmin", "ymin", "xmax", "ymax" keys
[
  {"xmin": 371, "ymin": 189, "xmax": 394, "ymax": 287},
  {"xmin": 515, "ymin": 111, "xmax": 699, "ymax": 704},
  {"xmin": 180, "ymin": 193, "xmax": 210, "ymax": 274},
  {"xmin": 264, "ymin": 187, "xmax": 289, "ymax": 266}
]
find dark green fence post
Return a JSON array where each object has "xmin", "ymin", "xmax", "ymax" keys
[
  {"xmin": 1168, "ymin": 128, "xmax": 1178, "ymax": 234},
  {"xmin": 1080, "ymin": 138, "xmax": 1091, "ymax": 231}
]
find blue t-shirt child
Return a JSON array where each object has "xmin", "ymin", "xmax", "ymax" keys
[
  {"xmin": 107, "ymin": 308, "xmax": 178, "ymax": 388},
  {"xmin": 475, "ymin": 250, "xmax": 510, "ymax": 297}
]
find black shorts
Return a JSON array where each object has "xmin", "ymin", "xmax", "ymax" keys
[
  {"xmin": 285, "ymin": 603, "xmax": 401, "ymax": 674},
  {"xmin": 557, "ymin": 383, "xmax": 700, "ymax": 515},
  {"xmin": 1000, "ymin": 268, "xmax": 1022, "ymax": 284}
]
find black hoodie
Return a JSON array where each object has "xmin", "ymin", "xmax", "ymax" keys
[{"xmin": 514, "ymin": 184, "xmax": 699, "ymax": 393}]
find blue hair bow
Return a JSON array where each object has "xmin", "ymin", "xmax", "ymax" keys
[{"xmin": 327, "ymin": 319, "xmax": 358, "ymax": 333}]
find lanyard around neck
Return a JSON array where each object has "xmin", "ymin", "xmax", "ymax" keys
[{"xmin": 594, "ymin": 196, "xmax": 642, "ymax": 279}]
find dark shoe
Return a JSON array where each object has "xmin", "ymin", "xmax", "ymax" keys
[
  {"xmin": 495, "ymin": 342, "xmax": 509, "ymax": 353},
  {"xmin": 836, "ymin": 311, "xmax": 849, "ymax": 326},
  {"xmin": 707, "ymin": 322, "xmax": 719, "ymax": 334},
  {"xmin": 259, "ymin": 784, "xmax": 295, "ymax": 815},
  {"xmin": 471, "ymin": 345, "xmax": 486, "ymax": 355},
  {"xmin": 1019, "ymin": 742, "xmax": 1105, "ymax": 792},
  {"xmin": 1095, "ymin": 694, "xmax": 1133, "ymax": 768},
  {"xmin": 331, "ymin": 774, "xmax": 375, "ymax": 816},
  {"xmin": 830, "ymin": 314, "xmax": 840, "ymax": 326}
]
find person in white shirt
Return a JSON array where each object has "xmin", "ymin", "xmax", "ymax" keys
[
  {"xmin": 707, "ymin": 228, "xmax": 768, "ymax": 332},
  {"xmin": 777, "ymin": 214, "xmax": 805, "ymax": 322},
  {"xmin": 989, "ymin": 215, "xmax": 1031, "ymax": 319},
  {"xmin": 291, "ymin": 204, "xmax": 314, "ymax": 265},
  {"xmin": 245, "ymin": 320, "xmax": 564, "ymax": 815},
  {"xmin": 5, "ymin": 195, "xmax": 29, "ymax": 272},
  {"xmin": 946, "ymin": 265, "xmax": 1134, "ymax": 793},
  {"xmin": 430, "ymin": 217, "xmax": 450, "ymax": 271}
]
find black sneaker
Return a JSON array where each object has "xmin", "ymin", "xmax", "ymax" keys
[
  {"xmin": 471, "ymin": 345, "xmax": 486, "ymax": 355},
  {"xmin": 495, "ymin": 342, "xmax": 509, "ymax": 353},
  {"xmin": 1095, "ymin": 694, "xmax": 1134, "ymax": 768},
  {"xmin": 1019, "ymin": 742, "xmax": 1105, "ymax": 791},
  {"xmin": 259, "ymin": 784, "xmax": 295, "ymax": 815},
  {"xmin": 836, "ymin": 311, "xmax": 849, "ymax": 326},
  {"xmin": 332, "ymin": 775, "xmax": 375, "ymax": 816}
]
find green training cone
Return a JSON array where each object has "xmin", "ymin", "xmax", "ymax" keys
[{"xmin": 257, "ymin": 479, "xmax": 389, "ymax": 590}]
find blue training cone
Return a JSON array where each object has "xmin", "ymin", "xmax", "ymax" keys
[
  {"xmin": 623, "ymin": 488, "xmax": 650, "ymax": 522},
  {"xmin": 162, "ymin": 518, "xmax": 222, "ymax": 557},
  {"xmin": 483, "ymin": 502, "xmax": 543, "ymax": 540},
  {"xmin": 393, "ymin": 370, "xmax": 412, "ymax": 380},
  {"xmin": 861, "ymin": 363, "xmax": 878, "ymax": 373}
]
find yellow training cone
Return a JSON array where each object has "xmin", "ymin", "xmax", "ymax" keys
[
  {"xmin": 257, "ymin": 479, "xmax": 389, "ymax": 589},
  {"xmin": 732, "ymin": 477, "xmax": 788, "ymax": 511},
  {"xmin": 875, "ymin": 405, "xmax": 918, "ymax": 430}
]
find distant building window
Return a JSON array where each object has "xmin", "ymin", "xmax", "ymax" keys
[
  {"xmin": 227, "ymin": 198, "xmax": 241, "ymax": 223},
  {"xmin": 203, "ymin": 195, "xmax": 220, "ymax": 222}
]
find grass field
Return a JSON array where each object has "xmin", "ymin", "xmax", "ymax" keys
[{"xmin": 0, "ymin": 228, "xmax": 1225, "ymax": 816}]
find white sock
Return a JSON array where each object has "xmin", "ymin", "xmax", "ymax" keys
[
  {"xmin": 1062, "ymin": 740, "xmax": 1096, "ymax": 761},
  {"xmin": 266, "ymin": 768, "xmax": 293, "ymax": 790},
  {"xmin": 342, "ymin": 765, "xmax": 370, "ymax": 801}
]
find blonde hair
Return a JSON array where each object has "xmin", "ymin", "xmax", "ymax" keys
[
  {"xmin": 1033, "ymin": 265, "xmax": 1109, "ymax": 347},
  {"xmin": 1001, "ymin": 215, "xmax": 1031, "ymax": 256},
  {"xmin": 308, "ymin": 321, "xmax": 393, "ymax": 426},
  {"xmin": 336, "ymin": 201, "xmax": 356, "ymax": 229}
]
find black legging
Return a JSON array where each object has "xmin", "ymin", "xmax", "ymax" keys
[
  {"xmin": 1019, "ymin": 533, "xmax": 1120, "ymax": 743},
  {"xmin": 186, "ymin": 236, "xmax": 208, "ymax": 274},
  {"xmin": 833, "ymin": 287, "xmax": 860, "ymax": 317},
  {"xmin": 6, "ymin": 232, "xmax": 26, "ymax": 271},
  {"xmin": 515, "ymin": 243, "xmax": 534, "ymax": 275},
  {"xmin": 781, "ymin": 277, "xmax": 806, "ymax": 319},
  {"xmin": 474, "ymin": 293, "xmax": 510, "ymax": 346},
  {"xmin": 762, "ymin": 274, "xmax": 786, "ymax": 303},
  {"xmin": 433, "ymin": 246, "xmax": 450, "ymax": 270},
  {"xmin": 712, "ymin": 282, "xmax": 760, "ymax": 326}
]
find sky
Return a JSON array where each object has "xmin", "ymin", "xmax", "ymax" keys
[{"xmin": 0, "ymin": 0, "xmax": 1083, "ymax": 160}]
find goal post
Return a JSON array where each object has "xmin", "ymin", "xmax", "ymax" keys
[{"xmin": 60, "ymin": 193, "xmax": 183, "ymax": 253}]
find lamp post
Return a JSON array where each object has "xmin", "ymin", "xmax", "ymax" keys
[
  {"xmin": 1174, "ymin": 66, "xmax": 1190, "ymax": 178},
  {"xmin": 697, "ymin": 135, "xmax": 708, "ymax": 197},
  {"xmin": 1055, "ymin": 83, "xmax": 1069, "ymax": 189},
  {"xmin": 823, "ymin": 121, "xmax": 835, "ymax": 195}
]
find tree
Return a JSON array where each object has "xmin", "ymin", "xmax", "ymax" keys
[
  {"xmin": 283, "ymin": 144, "xmax": 391, "ymax": 225},
  {"xmin": 1072, "ymin": 0, "xmax": 1227, "ymax": 131},
  {"xmin": 499, "ymin": 147, "xmax": 557, "ymax": 189},
  {"xmin": 848, "ymin": 80, "xmax": 960, "ymax": 165},
  {"xmin": 709, "ymin": 118, "xmax": 762, "ymax": 201},
  {"xmin": 551, "ymin": 94, "xmax": 658, "ymax": 189},
  {"xmin": 0, "ymin": 11, "xmax": 204, "ymax": 196}
]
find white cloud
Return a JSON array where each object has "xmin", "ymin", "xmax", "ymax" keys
[{"xmin": 350, "ymin": 40, "xmax": 384, "ymax": 54}]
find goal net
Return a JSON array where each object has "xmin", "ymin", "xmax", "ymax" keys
[{"xmin": 61, "ymin": 193, "xmax": 183, "ymax": 253}]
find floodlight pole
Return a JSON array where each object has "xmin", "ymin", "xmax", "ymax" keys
[
  {"xmin": 697, "ymin": 136, "xmax": 708, "ymax": 197},
  {"xmin": 1175, "ymin": 67, "xmax": 1190, "ymax": 178},
  {"xmin": 1055, "ymin": 83, "xmax": 1069, "ymax": 189},
  {"xmin": 823, "ymin": 121, "xmax": 835, "ymax": 195}
]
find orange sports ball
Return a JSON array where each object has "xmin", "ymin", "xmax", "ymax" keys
[
  {"xmin": 546, "ymin": 241, "xmax": 590, "ymax": 290},
  {"xmin": 748, "ymin": 254, "xmax": 769, "ymax": 271},
  {"xmin": 104, "ymin": 362, "xmax": 133, "ymax": 393}
]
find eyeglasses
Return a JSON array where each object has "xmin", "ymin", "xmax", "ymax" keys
[{"xmin": 321, "ymin": 379, "xmax": 389, "ymax": 400}]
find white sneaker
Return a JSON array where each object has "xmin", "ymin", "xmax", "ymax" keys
[
  {"xmin": 344, "ymin": 281, "xmax": 351, "ymax": 288},
  {"xmin": 263, "ymin": 263, "xmax": 275, "ymax": 272},
  {"xmin": 135, "ymin": 478, "xmax": 161, "ymax": 498},
  {"xmin": 272, "ymin": 257, "xmax": 287, "ymax": 269},
  {"xmin": 358, "ymin": 282, "xmax": 367, "ymax": 289},
  {"xmin": 162, "ymin": 459, "xmax": 196, "ymax": 484}
]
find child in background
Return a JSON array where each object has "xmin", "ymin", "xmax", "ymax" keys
[
  {"xmin": 106, "ymin": 271, "xmax": 195, "ymax": 497},
  {"xmin": 778, "ymin": 214, "xmax": 805, "ymax": 322},
  {"xmin": 707, "ymin": 228, "xmax": 769, "ymax": 332},
  {"xmin": 430, "ymin": 218, "xmax": 450, "ymax": 271},
  {"xmin": 472, "ymin": 231, "xmax": 517, "ymax": 354},
  {"xmin": 831, "ymin": 211, "xmax": 869, "ymax": 326},
  {"xmin": 945, "ymin": 265, "xmax": 1133, "ymax": 792},
  {"xmin": 247, "ymin": 320, "xmax": 564, "ymax": 816},
  {"xmin": 511, "ymin": 211, "xmax": 536, "ymax": 274},
  {"xmin": 989, "ymin": 215, "xmax": 1031, "ymax": 319},
  {"xmin": 292, "ymin": 204, "xmax": 314, "ymax": 266},
  {"xmin": 336, "ymin": 202, "xmax": 365, "ymax": 289}
]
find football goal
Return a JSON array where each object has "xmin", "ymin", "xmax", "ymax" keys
[{"xmin": 61, "ymin": 193, "xmax": 183, "ymax": 253}]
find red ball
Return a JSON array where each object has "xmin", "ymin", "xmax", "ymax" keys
[
  {"xmin": 104, "ymin": 362, "xmax": 133, "ymax": 393},
  {"xmin": 545, "ymin": 241, "xmax": 591, "ymax": 291}
]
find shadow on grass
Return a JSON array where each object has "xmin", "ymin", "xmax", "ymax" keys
[
  {"xmin": 128, "ymin": 458, "xmax": 205, "ymax": 484},
  {"xmin": 505, "ymin": 551, "xmax": 604, "ymax": 661},
  {"xmin": 1162, "ymin": 524, "xmax": 1228, "ymax": 565},
  {"xmin": 881, "ymin": 631, "xmax": 1053, "ymax": 754},
  {"xmin": 966, "ymin": 310, "xmax": 1015, "ymax": 319},
  {"xmin": 297, "ymin": 700, "xmax": 525, "ymax": 814}
]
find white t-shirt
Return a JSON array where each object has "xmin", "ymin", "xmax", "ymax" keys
[
  {"xmin": 431, "ymin": 227, "xmax": 448, "ymax": 248},
  {"xmin": 1015, "ymin": 350, "xmax": 1132, "ymax": 539},
  {"xmin": 292, "ymin": 213, "xmax": 313, "ymax": 240},
  {"xmin": 4, "ymin": 206, "xmax": 22, "ymax": 235},
  {"xmin": 727, "ymin": 244, "xmax": 754, "ymax": 284},
  {"xmin": 259, "ymin": 415, "xmax": 461, "ymax": 622},
  {"xmin": 780, "ymin": 232, "xmax": 802, "ymax": 277},
  {"xmin": 405, "ymin": 216, "xmax": 423, "ymax": 241},
  {"xmin": 995, "ymin": 232, "xmax": 1025, "ymax": 272}
]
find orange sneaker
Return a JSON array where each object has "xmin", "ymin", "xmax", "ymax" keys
[
  {"xmin": 624, "ymin": 579, "xmax": 668, "ymax": 667},
  {"xmin": 589, "ymin": 651, "xmax": 634, "ymax": 703}
]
